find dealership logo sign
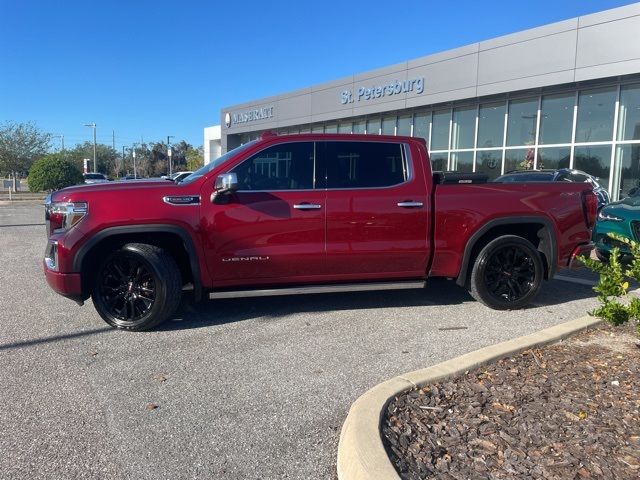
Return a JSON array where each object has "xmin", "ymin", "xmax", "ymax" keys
[
  {"xmin": 225, "ymin": 106, "xmax": 274, "ymax": 128},
  {"xmin": 340, "ymin": 77, "xmax": 425, "ymax": 104}
]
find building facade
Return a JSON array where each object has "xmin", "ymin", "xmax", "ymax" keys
[{"xmin": 213, "ymin": 3, "xmax": 640, "ymax": 200}]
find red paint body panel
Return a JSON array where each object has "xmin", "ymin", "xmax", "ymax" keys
[
  {"xmin": 42, "ymin": 133, "xmax": 594, "ymax": 301},
  {"xmin": 44, "ymin": 265, "xmax": 82, "ymax": 297}
]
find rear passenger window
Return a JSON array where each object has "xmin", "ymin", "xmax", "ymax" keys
[
  {"xmin": 322, "ymin": 141, "xmax": 407, "ymax": 188},
  {"xmin": 231, "ymin": 142, "xmax": 314, "ymax": 190}
]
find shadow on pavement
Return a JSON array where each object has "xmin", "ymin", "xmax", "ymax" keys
[
  {"xmin": 0, "ymin": 326, "xmax": 113, "ymax": 352},
  {"xmin": 160, "ymin": 277, "xmax": 597, "ymax": 332}
]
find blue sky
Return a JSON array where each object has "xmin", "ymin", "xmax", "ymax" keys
[{"xmin": 0, "ymin": 0, "xmax": 634, "ymax": 151}]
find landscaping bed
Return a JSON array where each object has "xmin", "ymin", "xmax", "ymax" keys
[{"xmin": 382, "ymin": 321, "xmax": 640, "ymax": 479}]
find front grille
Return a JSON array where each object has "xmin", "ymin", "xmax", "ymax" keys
[{"xmin": 632, "ymin": 221, "xmax": 640, "ymax": 242}]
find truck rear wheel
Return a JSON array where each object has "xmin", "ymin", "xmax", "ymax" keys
[
  {"xmin": 92, "ymin": 243, "xmax": 182, "ymax": 331},
  {"xmin": 469, "ymin": 235, "xmax": 543, "ymax": 310}
]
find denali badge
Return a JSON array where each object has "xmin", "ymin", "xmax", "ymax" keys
[
  {"xmin": 163, "ymin": 195, "xmax": 201, "ymax": 205},
  {"xmin": 222, "ymin": 256, "xmax": 270, "ymax": 262}
]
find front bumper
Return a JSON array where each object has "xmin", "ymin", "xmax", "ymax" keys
[{"xmin": 43, "ymin": 261, "xmax": 84, "ymax": 304}]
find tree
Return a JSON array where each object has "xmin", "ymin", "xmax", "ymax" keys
[
  {"xmin": 0, "ymin": 122, "xmax": 51, "ymax": 191},
  {"xmin": 28, "ymin": 154, "xmax": 83, "ymax": 192},
  {"xmin": 186, "ymin": 146, "xmax": 204, "ymax": 171},
  {"xmin": 64, "ymin": 142, "xmax": 118, "ymax": 178}
]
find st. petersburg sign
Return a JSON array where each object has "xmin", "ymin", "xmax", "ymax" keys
[{"xmin": 340, "ymin": 76, "xmax": 425, "ymax": 104}]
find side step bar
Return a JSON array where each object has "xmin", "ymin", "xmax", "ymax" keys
[{"xmin": 209, "ymin": 280, "xmax": 426, "ymax": 300}]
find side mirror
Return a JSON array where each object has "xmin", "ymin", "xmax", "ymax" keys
[{"xmin": 211, "ymin": 173, "xmax": 238, "ymax": 203}]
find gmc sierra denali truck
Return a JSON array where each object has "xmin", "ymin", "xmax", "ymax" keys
[{"xmin": 43, "ymin": 133, "xmax": 596, "ymax": 331}]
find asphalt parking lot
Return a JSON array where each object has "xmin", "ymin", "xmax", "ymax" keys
[{"xmin": 0, "ymin": 202, "xmax": 601, "ymax": 479}]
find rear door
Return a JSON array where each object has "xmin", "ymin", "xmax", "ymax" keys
[
  {"xmin": 319, "ymin": 140, "xmax": 431, "ymax": 279},
  {"xmin": 201, "ymin": 141, "xmax": 326, "ymax": 284}
]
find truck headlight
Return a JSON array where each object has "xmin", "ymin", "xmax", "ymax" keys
[{"xmin": 45, "ymin": 201, "xmax": 88, "ymax": 236}]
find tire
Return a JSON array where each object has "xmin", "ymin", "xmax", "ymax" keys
[
  {"xmin": 595, "ymin": 248, "xmax": 610, "ymax": 263},
  {"xmin": 92, "ymin": 243, "xmax": 182, "ymax": 331},
  {"xmin": 469, "ymin": 235, "xmax": 544, "ymax": 310}
]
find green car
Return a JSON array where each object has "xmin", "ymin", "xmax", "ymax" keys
[{"xmin": 593, "ymin": 195, "xmax": 640, "ymax": 261}]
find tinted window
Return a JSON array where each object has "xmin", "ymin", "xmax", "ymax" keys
[
  {"xmin": 322, "ymin": 141, "xmax": 406, "ymax": 189},
  {"xmin": 231, "ymin": 142, "xmax": 314, "ymax": 190},
  {"xmin": 84, "ymin": 173, "xmax": 105, "ymax": 180}
]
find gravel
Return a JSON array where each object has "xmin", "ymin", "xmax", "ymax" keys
[{"xmin": 383, "ymin": 321, "xmax": 640, "ymax": 479}]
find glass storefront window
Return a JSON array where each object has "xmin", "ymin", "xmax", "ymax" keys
[
  {"xmin": 299, "ymin": 126, "xmax": 311, "ymax": 134},
  {"xmin": 413, "ymin": 112, "xmax": 430, "ymax": 141},
  {"xmin": 618, "ymin": 83, "xmax": 640, "ymax": 141},
  {"xmin": 507, "ymin": 98, "xmax": 538, "ymax": 146},
  {"xmin": 397, "ymin": 115, "xmax": 412, "ymax": 136},
  {"xmin": 476, "ymin": 150, "xmax": 502, "ymax": 179},
  {"xmin": 352, "ymin": 120, "xmax": 365, "ymax": 134},
  {"xmin": 382, "ymin": 116, "xmax": 396, "ymax": 135},
  {"xmin": 450, "ymin": 151, "xmax": 473, "ymax": 172},
  {"xmin": 576, "ymin": 87, "xmax": 616, "ymax": 143},
  {"xmin": 540, "ymin": 93, "xmax": 574, "ymax": 145},
  {"xmin": 431, "ymin": 110, "xmax": 450, "ymax": 150},
  {"xmin": 615, "ymin": 144, "xmax": 640, "ymax": 198},
  {"xmin": 366, "ymin": 118, "xmax": 381, "ymax": 135},
  {"xmin": 324, "ymin": 124, "xmax": 337, "ymax": 134},
  {"xmin": 338, "ymin": 123, "xmax": 351, "ymax": 134},
  {"xmin": 451, "ymin": 106, "xmax": 476, "ymax": 149},
  {"xmin": 477, "ymin": 102, "xmax": 505, "ymax": 148},
  {"xmin": 504, "ymin": 148, "xmax": 533, "ymax": 172},
  {"xmin": 537, "ymin": 146, "xmax": 570, "ymax": 170},
  {"xmin": 311, "ymin": 124, "xmax": 324, "ymax": 133},
  {"xmin": 429, "ymin": 152, "xmax": 447, "ymax": 172},
  {"xmin": 574, "ymin": 145, "xmax": 612, "ymax": 190}
]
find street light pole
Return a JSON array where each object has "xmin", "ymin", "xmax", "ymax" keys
[
  {"xmin": 167, "ymin": 136, "xmax": 175, "ymax": 176},
  {"xmin": 132, "ymin": 143, "xmax": 138, "ymax": 178},
  {"xmin": 84, "ymin": 123, "xmax": 97, "ymax": 171}
]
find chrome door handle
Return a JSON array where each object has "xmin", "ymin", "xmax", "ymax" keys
[
  {"xmin": 293, "ymin": 203, "xmax": 322, "ymax": 210},
  {"xmin": 397, "ymin": 201, "xmax": 423, "ymax": 208}
]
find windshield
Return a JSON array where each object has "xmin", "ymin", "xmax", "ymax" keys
[
  {"xmin": 85, "ymin": 173, "xmax": 105, "ymax": 180},
  {"xmin": 619, "ymin": 195, "xmax": 640, "ymax": 207},
  {"xmin": 180, "ymin": 141, "xmax": 258, "ymax": 184}
]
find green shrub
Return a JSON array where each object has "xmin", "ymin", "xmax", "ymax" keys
[
  {"xmin": 28, "ymin": 155, "xmax": 83, "ymax": 192},
  {"xmin": 581, "ymin": 233, "xmax": 640, "ymax": 335}
]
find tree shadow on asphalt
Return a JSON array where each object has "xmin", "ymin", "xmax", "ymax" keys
[{"xmin": 159, "ymin": 278, "xmax": 597, "ymax": 332}]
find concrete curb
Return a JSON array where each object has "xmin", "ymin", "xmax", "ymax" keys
[{"xmin": 336, "ymin": 315, "xmax": 602, "ymax": 480}]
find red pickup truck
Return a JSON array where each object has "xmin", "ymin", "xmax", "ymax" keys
[{"xmin": 44, "ymin": 133, "xmax": 596, "ymax": 330}]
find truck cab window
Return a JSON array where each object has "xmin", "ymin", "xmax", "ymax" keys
[
  {"xmin": 321, "ymin": 141, "xmax": 406, "ymax": 188},
  {"xmin": 231, "ymin": 142, "xmax": 315, "ymax": 190}
]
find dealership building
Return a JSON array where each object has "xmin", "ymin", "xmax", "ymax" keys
[{"xmin": 206, "ymin": 3, "xmax": 640, "ymax": 200}]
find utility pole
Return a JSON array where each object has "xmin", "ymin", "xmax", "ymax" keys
[
  {"xmin": 122, "ymin": 145, "xmax": 125, "ymax": 177},
  {"xmin": 84, "ymin": 123, "xmax": 97, "ymax": 171},
  {"xmin": 53, "ymin": 134, "xmax": 65, "ymax": 156},
  {"xmin": 112, "ymin": 130, "xmax": 115, "ymax": 150},
  {"xmin": 167, "ymin": 135, "xmax": 175, "ymax": 176},
  {"xmin": 132, "ymin": 143, "xmax": 138, "ymax": 178}
]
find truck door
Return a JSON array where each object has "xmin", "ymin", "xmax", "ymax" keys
[
  {"xmin": 319, "ymin": 140, "xmax": 431, "ymax": 279},
  {"xmin": 200, "ymin": 141, "xmax": 326, "ymax": 284}
]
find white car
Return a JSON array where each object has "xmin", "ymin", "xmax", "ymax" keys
[
  {"xmin": 83, "ymin": 172, "xmax": 109, "ymax": 184},
  {"xmin": 167, "ymin": 171, "xmax": 193, "ymax": 183}
]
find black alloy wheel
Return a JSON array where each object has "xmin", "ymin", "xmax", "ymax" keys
[
  {"xmin": 469, "ymin": 235, "xmax": 543, "ymax": 310},
  {"xmin": 92, "ymin": 243, "xmax": 181, "ymax": 331}
]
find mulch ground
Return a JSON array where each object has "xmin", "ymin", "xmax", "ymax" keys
[{"xmin": 382, "ymin": 321, "xmax": 640, "ymax": 479}]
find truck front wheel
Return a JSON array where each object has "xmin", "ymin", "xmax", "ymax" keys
[
  {"xmin": 469, "ymin": 235, "xmax": 543, "ymax": 310},
  {"xmin": 92, "ymin": 243, "xmax": 182, "ymax": 331}
]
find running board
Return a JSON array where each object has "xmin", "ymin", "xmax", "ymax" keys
[{"xmin": 208, "ymin": 280, "xmax": 426, "ymax": 300}]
